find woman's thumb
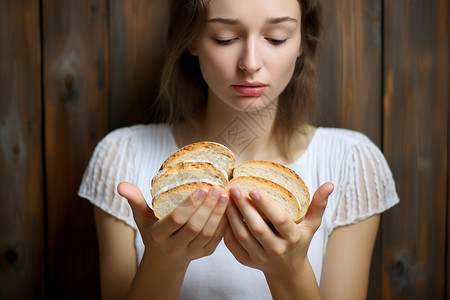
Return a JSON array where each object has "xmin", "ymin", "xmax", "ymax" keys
[
  {"xmin": 117, "ymin": 182, "xmax": 157, "ymax": 223},
  {"xmin": 301, "ymin": 182, "xmax": 334, "ymax": 232}
]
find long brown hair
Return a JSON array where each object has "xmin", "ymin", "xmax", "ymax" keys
[{"xmin": 157, "ymin": 0, "xmax": 322, "ymax": 159}]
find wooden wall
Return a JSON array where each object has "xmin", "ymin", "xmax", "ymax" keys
[{"xmin": 0, "ymin": 0, "xmax": 448, "ymax": 299}]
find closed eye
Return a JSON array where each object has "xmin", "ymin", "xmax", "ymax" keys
[
  {"xmin": 214, "ymin": 38, "xmax": 237, "ymax": 46},
  {"xmin": 267, "ymin": 38, "xmax": 288, "ymax": 46}
]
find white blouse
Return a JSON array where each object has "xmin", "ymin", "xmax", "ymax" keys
[{"xmin": 78, "ymin": 124, "xmax": 399, "ymax": 300}]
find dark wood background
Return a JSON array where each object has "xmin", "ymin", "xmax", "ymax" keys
[{"xmin": 0, "ymin": 0, "xmax": 448, "ymax": 299}]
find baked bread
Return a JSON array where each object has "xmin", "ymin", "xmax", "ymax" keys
[
  {"xmin": 160, "ymin": 141, "xmax": 235, "ymax": 178},
  {"xmin": 151, "ymin": 141, "xmax": 310, "ymax": 222},
  {"xmin": 153, "ymin": 182, "xmax": 214, "ymax": 219},
  {"xmin": 151, "ymin": 161, "xmax": 228, "ymax": 200},
  {"xmin": 231, "ymin": 161, "xmax": 310, "ymax": 222},
  {"xmin": 151, "ymin": 142, "xmax": 234, "ymax": 219},
  {"xmin": 226, "ymin": 176, "xmax": 301, "ymax": 222}
]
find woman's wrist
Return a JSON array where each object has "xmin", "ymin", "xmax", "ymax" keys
[
  {"xmin": 140, "ymin": 248, "xmax": 190, "ymax": 274},
  {"xmin": 126, "ymin": 250, "xmax": 190, "ymax": 300},
  {"xmin": 263, "ymin": 258, "xmax": 321, "ymax": 300}
]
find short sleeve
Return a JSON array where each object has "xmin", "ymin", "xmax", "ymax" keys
[
  {"xmin": 78, "ymin": 128, "xmax": 138, "ymax": 230},
  {"xmin": 323, "ymin": 139, "xmax": 399, "ymax": 236}
]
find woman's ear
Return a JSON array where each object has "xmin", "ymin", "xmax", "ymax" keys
[
  {"xmin": 189, "ymin": 46, "xmax": 198, "ymax": 56},
  {"xmin": 298, "ymin": 46, "xmax": 303, "ymax": 57}
]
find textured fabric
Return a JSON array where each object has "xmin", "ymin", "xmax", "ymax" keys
[{"xmin": 78, "ymin": 124, "xmax": 399, "ymax": 299}]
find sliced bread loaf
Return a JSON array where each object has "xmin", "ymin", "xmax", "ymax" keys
[
  {"xmin": 152, "ymin": 182, "xmax": 214, "ymax": 219},
  {"xmin": 151, "ymin": 161, "xmax": 228, "ymax": 199},
  {"xmin": 232, "ymin": 161, "xmax": 310, "ymax": 222}
]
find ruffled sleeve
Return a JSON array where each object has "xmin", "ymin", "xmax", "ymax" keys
[
  {"xmin": 323, "ymin": 136, "xmax": 399, "ymax": 236},
  {"xmin": 78, "ymin": 128, "xmax": 138, "ymax": 230}
]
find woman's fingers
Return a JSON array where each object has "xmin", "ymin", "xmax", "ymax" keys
[
  {"xmin": 226, "ymin": 188, "xmax": 265, "ymax": 256},
  {"xmin": 197, "ymin": 210, "xmax": 229, "ymax": 256},
  {"xmin": 174, "ymin": 187, "xmax": 227, "ymax": 245},
  {"xmin": 247, "ymin": 190, "xmax": 299, "ymax": 241},
  {"xmin": 224, "ymin": 224, "xmax": 250, "ymax": 265},
  {"xmin": 183, "ymin": 188, "xmax": 229, "ymax": 250},
  {"xmin": 117, "ymin": 182, "xmax": 157, "ymax": 225},
  {"xmin": 155, "ymin": 187, "xmax": 208, "ymax": 237}
]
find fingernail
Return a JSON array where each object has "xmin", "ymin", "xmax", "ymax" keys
[
  {"xmin": 231, "ymin": 188, "xmax": 240, "ymax": 199},
  {"xmin": 219, "ymin": 193, "xmax": 229, "ymax": 205},
  {"xmin": 250, "ymin": 191, "xmax": 260, "ymax": 202},
  {"xmin": 195, "ymin": 188, "xmax": 207, "ymax": 199},
  {"xmin": 210, "ymin": 186, "xmax": 221, "ymax": 198}
]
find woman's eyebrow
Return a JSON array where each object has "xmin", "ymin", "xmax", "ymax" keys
[
  {"xmin": 207, "ymin": 17, "xmax": 238, "ymax": 25},
  {"xmin": 267, "ymin": 16, "xmax": 298, "ymax": 24},
  {"xmin": 206, "ymin": 16, "xmax": 298, "ymax": 26}
]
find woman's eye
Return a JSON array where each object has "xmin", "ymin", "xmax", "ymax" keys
[
  {"xmin": 267, "ymin": 38, "xmax": 288, "ymax": 46},
  {"xmin": 214, "ymin": 38, "xmax": 236, "ymax": 46}
]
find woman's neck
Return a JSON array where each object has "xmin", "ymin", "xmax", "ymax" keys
[
  {"xmin": 172, "ymin": 98, "xmax": 314, "ymax": 165},
  {"xmin": 202, "ymin": 101, "xmax": 279, "ymax": 164}
]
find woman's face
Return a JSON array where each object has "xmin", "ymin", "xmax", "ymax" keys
[{"xmin": 192, "ymin": 0, "xmax": 302, "ymax": 112}]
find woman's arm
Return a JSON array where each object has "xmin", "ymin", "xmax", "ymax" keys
[
  {"xmin": 94, "ymin": 182, "xmax": 229, "ymax": 300},
  {"xmin": 93, "ymin": 207, "xmax": 137, "ymax": 300},
  {"xmin": 94, "ymin": 195, "xmax": 190, "ymax": 300},
  {"xmin": 117, "ymin": 182, "xmax": 229, "ymax": 300},
  {"xmin": 320, "ymin": 214, "xmax": 380, "ymax": 300}
]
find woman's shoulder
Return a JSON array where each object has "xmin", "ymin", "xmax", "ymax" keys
[
  {"xmin": 315, "ymin": 127, "xmax": 375, "ymax": 146},
  {"xmin": 92, "ymin": 123, "xmax": 175, "ymax": 160},
  {"xmin": 300, "ymin": 127, "xmax": 383, "ymax": 167},
  {"xmin": 310, "ymin": 127, "xmax": 378, "ymax": 155},
  {"xmin": 103, "ymin": 123, "xmax": 172, "ymax": 140}
]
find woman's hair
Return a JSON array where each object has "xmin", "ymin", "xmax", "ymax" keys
[{"xmin": 157, "ymin": 0, "xmax": 322, "ymax": 159}]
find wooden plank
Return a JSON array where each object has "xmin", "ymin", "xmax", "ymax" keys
[
  {"xmin": 109, "ymin": 0, "xmax": 168, "ymax": 128},
  {"xmin": 315, "ymin": 2, "xmax": 383, "ymax": 299},
  {"xmin": 42, "ymin": 0, "xmax": 109, "ymax": 298},
  {"xmin": 382, "ymin": 0, "xmax": 449, "ymax": 298},
  {"xmin": 0, "ymin": 0, "xmax": 45, "ymax": 299},
  {"xmin": 316, "ymin": 0, "xmax": 383, "ymax": 144},
  {"xmin": 447, "ymin": 9, "xmax": 450, "ymax": 299}
]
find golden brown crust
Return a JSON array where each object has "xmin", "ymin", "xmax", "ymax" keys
[
  {"xmin": 225, "ymin": 176, "xmax": 304, "ymax": 223},
  {"xmin": 151, "ymin": 143, "xmax": 310, "ymax": 223},
  {"xmin": 161, "ymin": 141, "xmax": 235, "ymax": 174},
  {"xmin": 151, "ymin": 161, "xmax": 227, "ymax": 197},
  {"xmin": 233, "ymin": 160, "xmax": 308, "ymax": 191}
]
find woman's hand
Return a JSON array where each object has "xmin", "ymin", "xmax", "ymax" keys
[
  {"xmin": 117, "ymin": 182, "xmax": 229, "ymax": 299},
  {"xmin": 118, "ymin": 182, "xmax": 229, "ymax": 267},
  {"xmin": 224, "ymin": 183, "xmax": 334, "ymax": 299}
]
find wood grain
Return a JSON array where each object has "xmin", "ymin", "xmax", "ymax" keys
[
  {"xmin": 316, "ymin": 0, "xmax": 383, "ymax": 144},
  {"xmin": 382, "ymin": 0, "xmax": 449, "ymax": 298},
  {"xmin": 0, "ymin": 0, "xmax": 45, "ymax": 299},
  {"xmin": 109, "ymin": 0, "xmax": 168, "ymax": 128},
  {"xmin": 42, "ymin": 0, "xmax": 109, "ymax": 298},
  {"xmin": 1, "ymin": 0, "xmax": 448, "ymax": 298},
  {"xmin": 315, "ymin": 2, "xmax": 383, "ymax": 298},
  {"xmin": 448, "ymin": 14, "xmax": 450, "ymax": 299}
]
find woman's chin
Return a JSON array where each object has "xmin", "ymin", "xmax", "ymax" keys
[{"xmin": 230, "ymin": 96, "xmax": 278, "ymax": 113}]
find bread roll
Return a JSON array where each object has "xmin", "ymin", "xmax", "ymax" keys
[
  {"xmin": 160, "ymin": 141, "xmax": 235, "ymax": 178},
  {"xmin": 150, "ymin": 141, "xmax": 310, "ymax": 223},
  {"xmin": 151, "ymin": 161, "xmax": 227, "ymax": 199},
  {"xmin": 225, "ymin": 176, "xmax": 302, "ymax": 222},
  {"xmin": 232, "ymin": 160, "xmax": 310, "ymax": 222}
]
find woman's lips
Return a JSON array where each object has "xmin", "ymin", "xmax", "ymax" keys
[{"xmin": 232, "ymin": 82, "xmax": 268, "ymax": 97}]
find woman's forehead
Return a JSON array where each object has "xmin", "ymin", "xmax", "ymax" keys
[{"xmin": 206, "ymin": 0, "xmax": 301, "ymax": 21}]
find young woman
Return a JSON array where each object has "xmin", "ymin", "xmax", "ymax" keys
[{"xmin": 79, "ymin": 0, "xmax": 399, "ymax": 299}]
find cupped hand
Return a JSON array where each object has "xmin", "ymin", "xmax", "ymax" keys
[
  {"xmin": 224, "ymin": 182, "xmax": 334, "ymax": 276},
  {"xmin": 117, "ymin": 182, "xmax": 229, "ymax": 269}
]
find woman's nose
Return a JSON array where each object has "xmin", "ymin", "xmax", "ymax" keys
[{"xmin": 238, "ymin": 39, "xmax": 263, "ymax": 73}]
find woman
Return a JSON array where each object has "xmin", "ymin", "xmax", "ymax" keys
[{"xmin": 79, "ymin": 0, "xmax": 399, "ymax": 299}]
